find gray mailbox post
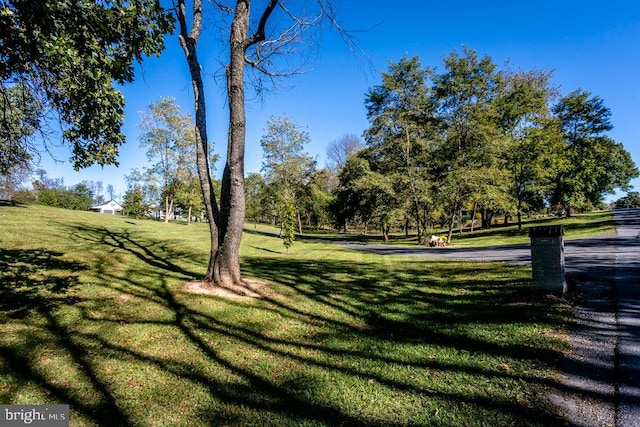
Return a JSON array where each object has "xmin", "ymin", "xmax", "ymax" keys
[{"xmin": 529, "ymin": 225, "xmax": 567, "ymax": 293}]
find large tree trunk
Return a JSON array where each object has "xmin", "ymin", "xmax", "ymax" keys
[
  {"xmin": 177, "ymin": 0, "xmax": 280, "ymax": 287},
  {"xmin": 211, "ymin": 0, "xmax": 252, "ymax": 287},
  {"xmin": 177, "ymin": 0, "xmax": 219, "ymax": 282}
]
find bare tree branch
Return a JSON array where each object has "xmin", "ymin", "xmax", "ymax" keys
[{"xmin": 244, "ymin": 0, "xmax": 279, "ymax": 49}]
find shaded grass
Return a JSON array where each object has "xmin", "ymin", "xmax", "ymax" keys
[{"xmin": 0, "ymin": 205, "xmax": 573, "ymax": 426}]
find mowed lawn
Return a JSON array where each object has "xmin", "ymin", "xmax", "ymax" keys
[{"xmin": 1, "ymin": 204, "xmax": 574, "ymax": 426}]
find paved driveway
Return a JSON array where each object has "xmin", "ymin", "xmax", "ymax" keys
[
  {"xmin": 334, "ymin": 229, "xmax": 622, "ymax": 274},
  {"xmin": 610, "ymin": 209, "xmax": 640, "ymax": 426}
]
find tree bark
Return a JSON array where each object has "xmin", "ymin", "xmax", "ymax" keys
[
  {"xmin": 164, "ymin": 194, "xmax": 170, "ymax": 223},
  {"xmin": 470, "ymin": 201, "xmax": 477, "ymax": 233},
  {"xmin": 382, "ymin": 223, "xmax": 390, "ymax": 242},
  {"xmin": 211, "ymin": 0, "xmax": 251, "ymax": 287},
  {"xmin": 177, "ymin": 0, "xmax": 220, "ymax": 282},
  {"xmin": 176, "ymin": 0, "xmax": 286, "ymax": 287},
  {"xmin": 447, "ymin": 208, "xmax": 456, "ymax": 244},
  {"xmin": 213, "ymin": 0, "xmax": 279, "ymax": 287}
]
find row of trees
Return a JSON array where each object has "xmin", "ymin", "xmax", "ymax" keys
[
  {"xmin": 328, "ymin": 50, "xmax": 637, "ymax": 243},
  {"xmin": 240, "ymin": 50, "xmax": 637, "ymax": 245},
  {"xmin": 127, "ymin": 52, "xmax": 638, "ymax": 246},
  {"xmin": 8, "ymin": 169, "xmax": 114, "ymax": 210},
  {"xmin": 2, "ymin": 1, "xmax": 636, "ymax": 289}
]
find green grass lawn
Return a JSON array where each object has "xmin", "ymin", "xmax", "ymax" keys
[{"xmin": 1, "ymin": 204, "xmax": 574, "ymax": 426}]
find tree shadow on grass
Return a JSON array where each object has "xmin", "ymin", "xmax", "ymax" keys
[
  {"xmin": 0, "ymin": 248, "xmax": 84, "ymax": 318},
  {"xmin": 241, "ymin": 256, "xmax": 565, "ymax": 361},
  {"xmin": 0, "ymin": 247, "xmax": 133, "ymax": 425},
  {"xmin": 1, "ymin": 225, "xmax": 580, "ymax": 425}
]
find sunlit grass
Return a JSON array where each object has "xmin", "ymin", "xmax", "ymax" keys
[{"xmin": 0, "ymin": 204, "xmax": 573, "ymax": 426}]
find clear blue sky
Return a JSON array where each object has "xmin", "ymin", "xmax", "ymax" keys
[{"xmin": 40, "ymin": 0, "xmax": 640, "ymax": 202}]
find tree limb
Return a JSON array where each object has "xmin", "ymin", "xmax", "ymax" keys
[{"xmin": 244, "ymin": 0, "xmax": 279, "ymax": 49}]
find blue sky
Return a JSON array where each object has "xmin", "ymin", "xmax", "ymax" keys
[{"xmin": 40, "ymin": 0, "xmax": 640, "ymax": 202}]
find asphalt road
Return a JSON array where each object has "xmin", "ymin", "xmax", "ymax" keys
[
  {"xmin": 611, "ymin": 209, "xmax": 640, "ymax": 426},
  {"xmin": 334, "ymin": 209, "xmax": 640, "ymax": 426}
]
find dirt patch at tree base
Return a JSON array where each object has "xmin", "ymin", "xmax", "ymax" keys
[{"xmin": 182, "ymin": 278, "xmax": 270, "ymax": 299}]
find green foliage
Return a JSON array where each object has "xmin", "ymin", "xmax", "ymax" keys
[
  {"xmin": 245, "ymin": 172, "xmax": 268, "ymax": 224},
  {"xmin": 0, "ymin": 0, "xmax": 174, "ymax": 170},
  {"xmin": 122, "ymin": 187, "xmax": 147, "ymax": 219},
  {"xmin": 138, "ymin": 97, "xmax": 201, "ymax": 221},
  {"xmin": 551, "ymin": 90, "xmax": 639, "ymax": 211},
  {"xmin": 10, "ymin": 188, "xmax": 36, "ymax": 204},
  {"xmin": 614, "ymin": 191, "xmax": 640, "ymax": 209},
  {"xmin": 260, "ymin": 115, "xmax": 317, "ymax": 232},
  {"xmin": 363, "ymin": 55, "xmax": 436, "ymax": 241},
  {"xmin": 330, "ymin": 47, "xmax": 637, "ymax": 238},
  {"xmin": 497, "ymin": 69, "xmax": 561, "ymax": 228},
  {"xmin": 0, "ymin": 83, "xmax": 39, "ymax": 175},
  {"xmin": 35, "ymin": 182, "xmax": 93, "ymax": 211}
]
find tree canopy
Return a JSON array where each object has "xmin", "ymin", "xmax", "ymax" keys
[
  {"xmin": 0, "ymin": 0, "xmax": 173, "ymax": 170},
  {"xmin": 329, "ymin": 47, "xmax": 638, "ymax": 241}
]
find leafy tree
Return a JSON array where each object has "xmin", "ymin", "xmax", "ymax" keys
[
  {"xmin": 330, "ymin": 155, "xmax": 369, "ymax": 232},
  {"xmin": 125, "ymin": 167, "xmax": 160, "ymax": 213},
  {"xmin": 432, "ymin": 47, "xmax": 506, "ymax": 241},
  {"xmin": 551, "ymin": 90, "xmax": 638, "ymax": 214},
  {"xmin": 260, "ymin": 115, "xmax": 316, "ymax": 234},
  {"xmin": 139, "ymin": 97, "xmax": 198, "ymax": 223},
  {"xmin": 123, "ymin": 187, "xmax": 147, "ymax": 219},
  {"xmin": 66, "ymin": 183, "xmax": 93, "ymax": 210},
  {"xmin": 497, "ymin": 69, "xmax": 562, "ymax": 230},
  {"xmin": 0, "ymin": 83, "xmax": 39, "ymax": 175},
  {"xmin": 1, "ymin": 0, "xmax": 173, "ymax": 169},
  {"xmin": 245, "ymin": 172, "xmax": 267, "ymax": 226},
  {"xmin": 175, "ymin": 176, "xmax": 205, "ymax": 224},
  {"xmin": 33, "ymin": 177, "xmax": 93, "ymax": 211},
  {"xmin": 364, "ymin": 55, "xmax": 436, "ymax": 243},
  {"xmin": 614, "ymin": 191, "xmax": 640, "ymax": 209},
  {"xmin": 330, "ymin": 153, "xmax": 398, "ymax": 238},
  {"xmin": 300, "ymin": 168, "xmax": 334, "ymax": 230}
]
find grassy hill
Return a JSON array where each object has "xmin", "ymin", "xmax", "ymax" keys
[{"xmin": 0, "ymin": 204, "xmax": 577, "ymax": 426}]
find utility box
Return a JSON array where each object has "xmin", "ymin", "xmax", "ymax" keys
[{"xmin": 529, "ymin": 225, "xmax": 567, "ymax": 293}]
